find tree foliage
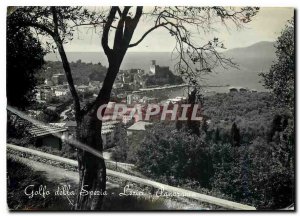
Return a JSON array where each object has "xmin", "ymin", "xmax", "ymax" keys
[
  {"xmin": 133, "ymin": 92, "xmax": 294, "ymax": 209},
  {"xmin": 230, "ymin": 122, "xmax": 241, "ymax": 147},
  {"xmin": 7, "ymin": 11, "xmax": 46, "ymax": 109},
  {"xmin": 260, "ymin": 18, "xmax": 295, "ymax": 112},
  {"xmin": 136, "ymin": 123, "xmax": 213, "ymax": 188}
]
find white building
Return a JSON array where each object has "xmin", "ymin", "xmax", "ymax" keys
[
  {"xmin": 102, "ymin": 120, "xmax": 123, "ymax": 149},
  {"xmin": 167, "ymin": 96, "xmax": 186, "ymax": 104},
  {"xmin": 61, "ymin": 120, "xmax": 124, "ymax": 150},
  {"xmin": 127, "ymin": 121, "xmax": 153, "ymax": 136},
  {"xmin": 149, "ymin": 60, "xmax": 157, "ymax": 75},
  {"xmin": 54, "ymin": 89, "xmax": 69, "ymax": 97}
]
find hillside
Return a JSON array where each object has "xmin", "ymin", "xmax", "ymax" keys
[
  {"xmin": 222, "ymin": 41, "xmax": 276, "ymax": 71},
  {"xmin": 40, "ymin": 60, "xmax": 107, "ymax": 85}
]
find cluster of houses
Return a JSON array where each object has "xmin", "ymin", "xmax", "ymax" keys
[
  {"xmin": 98, "ymin": 96, "xmax": 189, "ymax": 135},
  {"xmin": 36, "ymin": 60, "xmax": 168, "ymax": 104},
  {"xmin": 35, "ymin": 73, "xmax": 101, "ymax": 103},
  {"xmin": 113, "ymin": 68, "xmax": 146, "ymax": 91},
  {"xmin": 10, "ymin": 93, "xmax": 189, "ymax": 152},
  {"xmin": 20, "ymin": 60, "xmax": 190, "ymax": 152}
]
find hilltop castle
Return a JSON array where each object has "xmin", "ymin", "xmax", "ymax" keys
[{"xmin": 149, "ymin": 60, "xmax": 170, "ymax": 76}]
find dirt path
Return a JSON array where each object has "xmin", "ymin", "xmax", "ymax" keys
[
  {"xmin": 8, "ymin": 155, "xmax": 207, "ymax": 210},
  {"xmin": 9, "ymin": 155, "xmax": 119, "ymax": 189}
]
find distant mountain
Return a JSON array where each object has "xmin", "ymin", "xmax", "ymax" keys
[
  {"xmin": 222, "ymin": 41, "xmax": 276, "ymax": 71},
  {"xmin": 45, "ymin": 41, "xmax": 277, "ymax": 91},
  {"xmin": 207, "ymin": 41, "xmax": 276, "ymax": 90}
]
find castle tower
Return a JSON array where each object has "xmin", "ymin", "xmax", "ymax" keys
[{"xmin": 150, "ymin": 60, "xmax": 156, "ymax": 75}]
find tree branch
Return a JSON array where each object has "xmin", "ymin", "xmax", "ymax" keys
[
  {"xmin": 51, "ymin": 7, "xmax": 81, "ymax": 119},
  {"xmin": 101, "ymin": 7, "xmax": 118, "ymax": 57},
  {"xmin": 122, "ymin": 6, "xmax": 143, "ymax": 49},
  {"xmin": 113, "ymin": 6, "xmax": 131, "ymax": 50},
  {"xmin": 128, "ymin": 22, "xmax": 168, "ymax": 47},
  {"xmin": 17, "ymin": 21, "xmax": 56, "ymax": 38}
]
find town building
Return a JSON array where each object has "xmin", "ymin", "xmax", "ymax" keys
[
  {"xmin": 7, "ymin": 107, "xmax": 67, "ymax": 150},
  {"xmin": 52, "ymin": 73, "xmax": 65, "ymax": 85},
  {"xmin": 77, "ymin": 84, "xmax": 90, "ymax": 93},
  {"xmin": 102, "ymin": 120, "xmax": 123, "ymax": 149},
  {"xmin": 54, "ymin": 87, "xmax": 69, "ymax": 97},
  {"xmin": 139, "ymin": 96, "xmax": 158, "ymax": 104},
  {"xmin": 35, "ymin": 86, "xmax": 55, "ymax": 102},
  {"xmin": 167, "ymin": 96, "xmax": 186, "ymax": 104},
  {"xmin": 127, "ymin": 121, "xmax": 153, "ymax": 136},
  {"xmin": 62, "ymin": 119, "xmax": 125, "ymax": 150}
]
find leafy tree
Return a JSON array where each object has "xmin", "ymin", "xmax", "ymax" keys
[
  {"xmin": 211, "ymin": 141, "xmax": 294, "ymax": 209},
  {"xmin": 268, "ymin": 114, "xmax": 283, "ymax": 142},
  {"xmin": 260, "ymin": 19, "xmax": 295, "ymax": 208},
  {"xmin": 36, "ymin": 109, "xmax": 61, "ymax": 123},
  {"xmin": 201, "ymin": 117, "xmax": 209, "ymax": 133},
  {"xmin": 12, "ymin": 6, "xmax": 259, "ymax": 209},
  {"xmin": 186, "ymin": 89, "xmax": 201, "ymax": 135},
  {"xmin": 230, "ymin": 122, "xmax": 241, "ymax": 147},
  {"xmin": 7, "ymin": 112, "xmax": 31, "ymax": 144},
  {"xmin": 213, "ymin": 128, "xmax": 221, "ymax": 143},
  {"xmin": 7, "ymin": 10, "xmax": 45, "ymax": 109}
]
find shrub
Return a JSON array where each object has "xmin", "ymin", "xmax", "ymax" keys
[{"xmin": 136, "ymin": 123, "xmax": 213, "ymax": 188}]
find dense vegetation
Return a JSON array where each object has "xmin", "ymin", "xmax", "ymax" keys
[
  {"xmin": 260, "ymin": 19, "xmax": 294, "ymax": 112},
  {"xmin": 122, "ymin": 19, "xmax": 296, "ymax": 206},
  {"xmin": 113, "ymin": 92, "xmax": 294, "ymax": 209},
  {"xmin": 202, "ymin": 92, "xmax": 276, "ymax": 145}
]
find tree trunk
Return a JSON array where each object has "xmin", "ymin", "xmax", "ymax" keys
[
  {"xmin": 74, "ymin": 62, "xmax": 121, "ymax": 210},
  {"xmin": 187, "ymin": 89, "xmax": 200, "ymax": 136},
  {"xmin": 75, "ymin": 107, "xmax": 106, "ymax": 210}
]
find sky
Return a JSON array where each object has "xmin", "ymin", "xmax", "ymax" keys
[{"xmin": 58, "ymin": 7, "xmax": 294, "ymax": 52}]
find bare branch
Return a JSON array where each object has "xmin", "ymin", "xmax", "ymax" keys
[
  {"xmin": 101, "ymin": 7, "xmax": 118, "ymax": 57},
  {"xmin": 51, "ymin": 7, "xmax": 81, "ymax": 118},
  {"xmin": 17, "ymin": 21, "xmax": 56, "ymax": 38},
  {"xmin": 128, "ymin": 22, "xmax": 168, "ymax": 47}
]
